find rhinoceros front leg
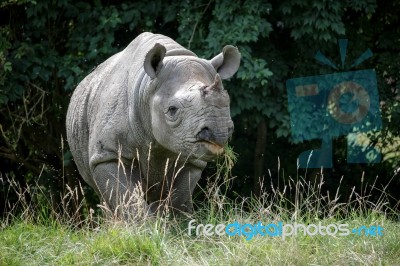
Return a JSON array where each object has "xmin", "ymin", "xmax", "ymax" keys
[
  {"xmin": 157, "ymin": 166, "xmax": 202, "ymax": 214},
  {"xmin": 92, "ymin": 161, "xmax": 150, "ymax": 219}
]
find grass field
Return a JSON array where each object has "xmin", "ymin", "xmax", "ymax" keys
[
  {"xmin": 1, "ymin": 164, "xmax": 399, "ymax": 265},
  {"xmin": 1, "ymin": 214, "xmax": 399, "ymax": 265}
]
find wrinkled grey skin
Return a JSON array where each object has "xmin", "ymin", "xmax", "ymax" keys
[{"xmin": 66, "ymin": 32, "xmax": 240, "ymax": 216}]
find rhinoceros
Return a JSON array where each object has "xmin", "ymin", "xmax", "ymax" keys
[{"xmin": 66, "ymin": 32, "xmax": 240, "ymax": 217}]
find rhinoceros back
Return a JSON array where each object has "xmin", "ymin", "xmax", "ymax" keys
[{"xmin": 66, "ymin": 32, "xmax": 196, "ymax": 187}]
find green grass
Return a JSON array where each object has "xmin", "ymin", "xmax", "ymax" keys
[{"xmin": 1, "ymin": 212, "xmax": 399, "ymax": 265}]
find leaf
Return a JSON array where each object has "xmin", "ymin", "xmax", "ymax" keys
[{"xmin": 3, "ymin": 62, "xmax": 12, "ymax": 72}]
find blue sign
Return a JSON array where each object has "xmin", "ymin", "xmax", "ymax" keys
[{"xmin": 286, "ymin": 39, "xmax": 382, "ymax": 168}]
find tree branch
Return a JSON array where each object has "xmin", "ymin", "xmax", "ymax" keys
[{"xmin": 188, "ymin": 0, "xmax": 212, "ymax": 49}]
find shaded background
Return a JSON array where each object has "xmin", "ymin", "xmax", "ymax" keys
[{"xmin": 1, "ymin": 0, "xmax": 399, "ymax": 217}]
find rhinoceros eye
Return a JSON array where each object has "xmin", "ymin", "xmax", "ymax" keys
[{"xmin": 167, "ymin": 106, "xmax": 178, "ymax": 116}]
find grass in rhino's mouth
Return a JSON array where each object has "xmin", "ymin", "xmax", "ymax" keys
[
  {"xmin": 215, "ymin": 144, "xmax": 238, "ymax": 182},
  {"xmin": 192, "ymin": 142, "xmax": 237, "ymax": 180}
]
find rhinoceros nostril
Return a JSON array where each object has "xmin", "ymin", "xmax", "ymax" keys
[
  {"xmin": 196, "ymin": 127, "xmax": 230, "ymax": 147},
  {"xmin": 197, "ymin": 127, "xmax": 211, "ymax": 141}
]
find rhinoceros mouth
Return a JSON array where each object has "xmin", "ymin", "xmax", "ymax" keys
[{"xmin": 196, "ymin": 140, "xmax": 224, "ymax": 155}]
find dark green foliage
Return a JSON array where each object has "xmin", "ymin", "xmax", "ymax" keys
[
  {"xmin": 1, "ymin": 0, "xmax": 399, "ymax": 217},
  {"xmin": 280, "ymin": 0, "xmax": 346, "ymax": 42}
]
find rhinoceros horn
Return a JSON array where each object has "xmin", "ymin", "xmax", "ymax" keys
[{"xmin": 202, "ymin": 74, "xmax": 222, "ymax": 93}]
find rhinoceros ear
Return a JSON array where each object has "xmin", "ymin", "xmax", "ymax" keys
[
  {"xmin": 210, "ymin": 45, "xmax": 241, "ymax": 80},
  {"xmin": 144, "ymin": 43, "xmax": 166, "ymax": 79}
]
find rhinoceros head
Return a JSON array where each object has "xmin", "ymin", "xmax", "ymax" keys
[{"xmin": 144, "ymin": 43, "xmax": 240, "ymax": 162}]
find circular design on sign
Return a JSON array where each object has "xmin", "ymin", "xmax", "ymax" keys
[{"xmin": 327, "ymin": 81, "xmax": 370, "ymax": 124}]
